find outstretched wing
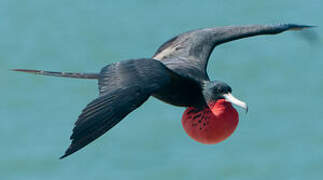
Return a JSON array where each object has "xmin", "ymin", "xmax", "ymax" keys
[
  {"xmin": 60, "ymin": 58, "xmax": 172, "ymax": 158},
  {"xmin": 152, "ymin": 24, "xmax": 313, "ymax": 81}
]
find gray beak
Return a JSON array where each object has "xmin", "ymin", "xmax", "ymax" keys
[{"xmin": 223, "ymin": 93, "xmax": 248, "ymax": 113}]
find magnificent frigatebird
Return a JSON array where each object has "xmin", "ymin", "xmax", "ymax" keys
[{"xmin": 13, "ymin": 24, "xmax": 312, "ymax": 159}]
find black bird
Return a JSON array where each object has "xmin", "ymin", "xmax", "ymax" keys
[{"xmin": 13, "ymin": 24, "xmax": 312, "ymax": 159}]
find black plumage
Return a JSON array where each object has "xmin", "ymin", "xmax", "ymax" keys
[{"xmin": 13, "ymin": 24, "xmax": 313, "ymax": 158}]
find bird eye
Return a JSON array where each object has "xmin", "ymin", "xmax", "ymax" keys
[
  {"xmin": 218, "ymin": 88, "xmax": 224, "ymax": 94},
  {"xmin": 229, "ymin": 88, "xmax": 232, "ymax": 93}
]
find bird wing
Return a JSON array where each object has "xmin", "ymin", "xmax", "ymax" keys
[
  {"xmin": 152, "ymin": 24, "xmax": 313, "ymax": 81},
  {"xmin": 60, "ymin": 58, "xmax": 172, "ymax": 158}
]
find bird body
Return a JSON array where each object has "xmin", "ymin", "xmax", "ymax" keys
[{"xmin": 13, "ymin": 24, "xmax": 313, "ymax": 158}]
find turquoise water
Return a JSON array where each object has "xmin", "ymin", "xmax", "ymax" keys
[{"xmin": 1, "ymin": 1, "xmax": 323, "ymax": 179}]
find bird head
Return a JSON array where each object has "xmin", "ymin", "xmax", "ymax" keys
[{"xmin": 203, "ymin": 81, "xmax": 248, "ymax": 112}]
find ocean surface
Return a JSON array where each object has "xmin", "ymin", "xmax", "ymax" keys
[{"xmin": 1, "ymin": 1, "xmax": 323, "ymax": 179}]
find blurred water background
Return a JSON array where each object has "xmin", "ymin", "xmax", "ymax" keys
[{"xmin": 1, "ymin": 0, "xmax": 323, "ymax": 179}]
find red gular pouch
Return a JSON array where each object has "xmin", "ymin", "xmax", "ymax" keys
[{"xmin": 182, "ymin": 99, "xmax": 239, "ymax": 144}]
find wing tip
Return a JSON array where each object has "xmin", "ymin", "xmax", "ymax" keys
[
  {"xmin": 59, "ymin": 154, "xmax": 68, "ymax": 159},
  {"xmin": 286, "ymin": 24, "xmax": 317, "ymax": 31},
  {"xmin": 59, "ymin": 148, "xmax": 73, "ymax": 159}
]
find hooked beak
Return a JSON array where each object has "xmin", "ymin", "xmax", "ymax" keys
[{"xmin": 223, "ymin": 93, "xmax": 248, "ymax": 113}]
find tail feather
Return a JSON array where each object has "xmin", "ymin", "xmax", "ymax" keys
[{"xmin": 12, "ymin": 69, "xmax": 100, "ymax": 79}]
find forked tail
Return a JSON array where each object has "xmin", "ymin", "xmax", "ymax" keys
[{"xmin": 12, "ymin": 69, "xmax": 100, "ymax": 79}]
